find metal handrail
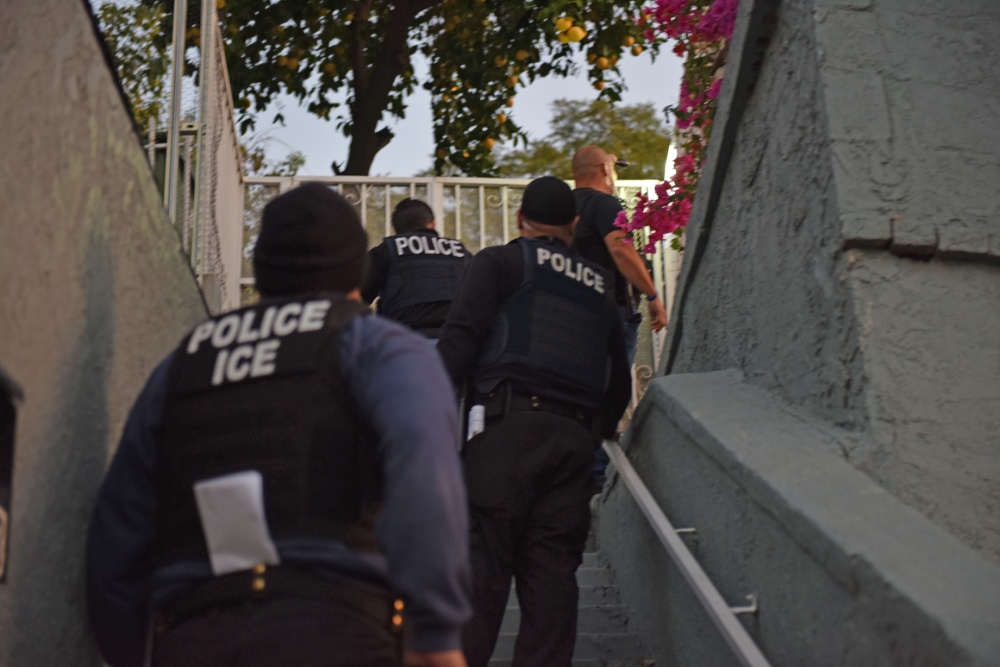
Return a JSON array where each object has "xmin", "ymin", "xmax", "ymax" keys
[{"xmin": 602, "ymin": 439, "xmax": 772, "ymax": 667}]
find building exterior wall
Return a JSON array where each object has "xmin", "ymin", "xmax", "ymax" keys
[
  {"xmin": 665, "ymin": 0, "xmax": 1000, "ymax": 561},
  {"xmin": 597, "ymin": 373, "xmax": 1000, "ymax": 666},
  {"xmin": 817, "ymin": 0, "xmax": 1000, "ymax": 560},
  {"xmin": 598, "ymin": 0, "xmax": 1000, "ymax": 663},
  {"xmin": 0, "ymin": 1, "xmax": 207, "ymax": 664}
]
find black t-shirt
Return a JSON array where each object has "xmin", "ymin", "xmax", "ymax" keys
[{"xmin": 572, "ymin": 188, "xmax": 628, "ymax": 308}]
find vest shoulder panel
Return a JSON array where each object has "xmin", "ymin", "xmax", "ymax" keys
[
  {"xmin": 477, "ymin": 239, "xmax": 614, "ymax": 398},
  {"xmin": 379, "ymin": 233, "xmax": 470, "ymax": 319}
]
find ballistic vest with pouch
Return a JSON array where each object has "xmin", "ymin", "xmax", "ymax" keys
[
  {"xmin": 153, "ymin": 295, "xmax": 382, "ymax": 565},
  {"xmin": 475, "ymin": 238, "xmax": 614, "ymax": 398}
]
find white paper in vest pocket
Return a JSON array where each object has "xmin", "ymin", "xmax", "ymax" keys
[{"xmin": 193, "ymin": 470, "xmax": 281, "ymax": 576}]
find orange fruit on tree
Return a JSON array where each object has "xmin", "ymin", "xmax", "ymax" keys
[{"xmin": 555, "ymin": 16, "xmax": 573, "ymax": 32}]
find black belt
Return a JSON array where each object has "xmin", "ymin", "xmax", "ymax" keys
[
  {"xmin": 155, "ymin": 566, "xmax": 400, "ymax": 635},
  {"xmin": 478, "ymin": 385, "xmax": 592, "ymax": 432}
]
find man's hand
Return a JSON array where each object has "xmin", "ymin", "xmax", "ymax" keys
[
  {"xmin": 403, "ymin": 649, "xmax": 468, "ymax": 667},
  {"xmin": 648, "ymin": 297, "xmax": 667, "ymax": 332}
]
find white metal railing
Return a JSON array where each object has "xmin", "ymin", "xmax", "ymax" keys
[
  {"xmin": 188, "ymin": 16, "xmax": 243, "ymax": 314},
  {"xmin": 150, "ymin": 1, "xmax": 243, "ymax": 315},
  {"xmin": 241, "ymin": 176, "xmax": 677, "ymax": 406},
  {"xmin": 603, "ymin": 439, "xmax": 773, "ymax": 667}
]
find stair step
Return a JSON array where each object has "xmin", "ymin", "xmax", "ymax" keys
[
  {"xmin": 490, "ymin": 631, "xmax": 645, "ymax": 660},
  {"xmin": 505, "ymin": 567, "xmax": 612, "ymax": 589},
  {"xmin": 577, "ymin": 566, "xmax": 614, "ymax": 586},
  {"xmin": 487, "ymin": 540, "xmax": 649, "ymax": 666},
  {"xmin": 489, "ymin": 660, "xmax": 649, "ymax": 667},
  {"xmin": 500, "ymin": 604, "xmax": 635, "ymax": 633},
  {"xmin": 507, "ymin": 584, "xmax": 624, "ymax": 608}
]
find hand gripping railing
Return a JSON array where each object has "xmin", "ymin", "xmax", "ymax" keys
[{"xmin": 602, "ymin": 439, "xmax": 773, "ymax": 667}]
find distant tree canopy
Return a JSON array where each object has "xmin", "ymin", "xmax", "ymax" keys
[
  {"xmin": 97, "ymin": 1, "xmax": 170, "ymax": 129},
  {"xmin": 495, "ymin": 98, "xmax": 671, "ymax": 180},
  {"xmin": 141, "ymin": 0, "xmax": 662, "ymax": 176},
  {"xmin": 98, "ymin": 1, "xmax": 306, "ymax": 177}
]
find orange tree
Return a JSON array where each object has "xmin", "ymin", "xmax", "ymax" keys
[{"xmin": 150, "ymin": 0, "xmax": 664, "ymax": 175}]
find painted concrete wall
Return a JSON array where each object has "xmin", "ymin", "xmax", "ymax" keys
[
  {"xmin": 597, "ymin": 373, "xmax": 1000, "ymax": 666},
  {"xmin": 664, "ymin": 0, "xmax": 1000, "ymax": 560},
  {"xmin": 816, "ymin": 0, "xmax": 1000, "ymax": 561},
  {"xmin": 0, "ymin": 1, "xmax": 207, "ymax": 664},
  {"xmin": 596, "ymin": 0, "xmax": 1000, "ymax": 663}
]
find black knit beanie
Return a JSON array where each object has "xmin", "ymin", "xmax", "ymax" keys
[
  {"xmin": 520, "ymin": 176, "xmax": 576, "ymax": 226},
  {"xmin": 253, "ymin": 183, "xmax": 369, "ymax": 297}
]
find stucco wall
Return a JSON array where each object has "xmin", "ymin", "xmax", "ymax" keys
[
  {"xmin": 665, "ymin": 0, "xmax": 1000, "ymax": 560},
  {"xmin": 0, "ymin": 1, "xmax": 207, "ymax": 664},
  {"xmin": 668, "ymin": 0, "xmax": 868, "ymax": 432},
  {"xmin": 817, "ymin": 0, "xmax": 1000, "ymax": 258},
  {"xmin": 597, "ymin": 373, "xmax": 1000, "ymax": 666},
  {"xmin": 816, "ymin": 0, "xmax": 1000, "ymax": 561}
]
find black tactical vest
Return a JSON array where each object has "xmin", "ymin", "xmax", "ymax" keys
[
  {"xmin": 153, "ymin": 295, "xmax": 382, "ymax": 565},
  {"xmin": 379, "ymin": 231, "xmax": 470, "ymax": 319},
  {"xmin": 476, "ymin": 238, "xmax": 614, "ymax": 397}
]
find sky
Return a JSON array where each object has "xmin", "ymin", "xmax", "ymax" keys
[{"xmin": 253, "ymin": 48, "xmax": 686, "ymax": 178}]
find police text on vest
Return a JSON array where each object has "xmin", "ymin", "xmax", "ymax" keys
[
  {"xmin": 185, "ymin": 300, "xmax": 332, "ymax": 385},
  {"xmin": 535, "ymin": 248, "xmax": 604, "ymax": 294},
  {"xmin": 395, "ymin": 235, "xmax": 465, "ymax": 257}
]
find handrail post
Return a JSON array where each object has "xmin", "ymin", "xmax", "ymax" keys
[{"xmin": 602, "ymin": 439, "xmax": 772, "ymax": 667}]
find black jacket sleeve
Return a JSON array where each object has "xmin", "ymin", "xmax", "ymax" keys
[
  {"xmin": 599, "ymin": 316, "xmax": 632, "ymax": 438},
  {"xmin": 360, "ymin": 242, "xmax": 390, "ymax": 305},
  {"xmin": 436, "ymin": 245, "xmax": 521, "ymax": 387}
]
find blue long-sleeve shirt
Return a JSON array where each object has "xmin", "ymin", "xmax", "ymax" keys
[{"xmin": 87, "ymin": 312, "xmax": 471, "ymax": 666}]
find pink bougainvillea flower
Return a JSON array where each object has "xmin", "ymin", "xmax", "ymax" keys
[{"xmin": 617, "ymin": 0, "xmax": 738, "ymax": 253}]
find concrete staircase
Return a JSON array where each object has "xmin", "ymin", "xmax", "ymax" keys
[{"xmin": 488, "ymin": 544, "xmax": 650, "ymax": 666}]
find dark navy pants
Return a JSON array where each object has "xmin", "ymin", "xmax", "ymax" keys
[{"xmin": 461, "ymin": 411, "xmax": 593, "ymax": 667}]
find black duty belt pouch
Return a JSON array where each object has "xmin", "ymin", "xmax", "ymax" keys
[
  {"xmin": 156, "ymin": 566, "xmax": 394, "ymax": 634},
  {"xmin": 476, "ymin": 383, "xmax": 511, "ymax": 422},
  {"xmin": 477, "ymin": 383, "xmax": 592, "ymax": 432}
]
